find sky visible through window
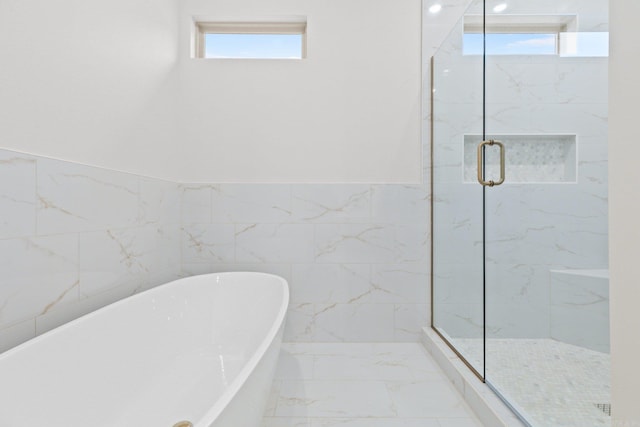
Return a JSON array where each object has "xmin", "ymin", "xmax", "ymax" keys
[
  {"xmin": 205, "ymin": 34, "xmax": 303, "ymax": 59},
  {"xmin": 463, "ymin": 32, "xmax": 609, "ymax": 56},
  {"xmin": 463, "ymin": 33, "xmax": 557, "ymax": 55}
]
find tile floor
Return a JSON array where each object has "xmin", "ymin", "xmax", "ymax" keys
[
  {"xmin": 262, "ymin": 343, "xmax": 484, "ymax": 426},
  {"xmin": 453, "ymin": 338, "xmax": 611, "ymax": 427}
]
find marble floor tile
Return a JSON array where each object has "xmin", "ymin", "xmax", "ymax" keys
[
  {"xmin": 275, "ymin": 380, "xmax": 397, "ymax": 417},
  {"xmin": 311, "ymin": 418, "xmax": 441, "ymax": 426},
  {"xmin": 386, "ymin": 380, "xmax": 472, "ymax": 418},
  {"xmin": 438, "ymin": 419, "xmax": 486, "ymax": 427},
  {"xmin": 263, "ymin": 343, "xmax": 483, "ymax": 426}
]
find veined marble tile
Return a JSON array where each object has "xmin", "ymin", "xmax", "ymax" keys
[
  {"xmin": 180, "ymin": 184, "xmax": 212, "ymax": 224},
  {"xmin": 139, "ymin": 177, "xmax": 180, "ymax": 225},
  {"xmin": 550, "ymin": 304, "xmax": 609, "ymax": 353},
  {"xmin": 386, "ymin": 379, "xmax": 471, "ymax": 418},
  {"xmin": 282, "ymin": 343, "xmax": 381, "ymax": 357},
  {"xmin": 0, "ymin": 235, "xmax": 78, "ymax": 328},
  {"xmin": 78, "ymin": 226, "xmax": 160, "ymax": 297},
  {"xmin": 485, "ymin": 302, "xmax": 549, "ymax": 339},
  {"xmin": 263, "ymin": 342, "xmax": 483, "ymax": 425},
  {"xmin": 394, "ymin": 304, "xmax": 429, "ymax": 342},
  {"xmin": 312, "ymin": 352, "xmax": 406, "ymax": 381},
  {"xmin": 291, "ymin": 185, "xmax": 371, "ymax": 223},
  {"xmin": 395, "ymin": 224, "xmax": 430, "ymax": 263},
  {"xmin": 311, "ymin": 419, "xmax": 441, "ymax": 427},
  {"xmin": 0, "ymin": 150, "xmax": 37, "ymax": 239},
  {"xmin": 211, "ymin": 263, "xmax": 292, "ymax": 283},
  {"xmin": 212, "ymin": 184, "xmax": 293, "ymax": 223},
  {"xmin": 433, "ymin": 303, "xmax": 484, "ymax": 341},
  {"xmin": 141, "ymin": 225, "xmax": 181, "ymax": 289},
  {"xmin": 487, "ymin": 103, "xmax": 609, "ymax": 139},
  {"xmin": 550, "ymin": 270, "xmax": 609, "ymax": 352},
  {"xmin": 578, "ymin": 140, "xmax": 608, "ymax": 186},
  {"xmin": 432, "ymin": 262, "xmax": 483, "ymax": 305},
  {"xmin": 315, "ymin": 224, "xmax": 428, "ymax": 264},
  {"xmin": 263, "ymin": 380, "xmax": 282, "ymax": 417},
  {"xmin": 275, "ymin": 380, "xmax": 396, "ymax": 417},
  {"xmin": 371, "ymin": 185, "xmax": 429, "ymax": 224},
  {"xmin": 556, "ymin": 60, "xmax": 608, "ymax": 104},
  {"xmin": 314, "ymin": 224, "xmax": 395, "ymax": 263},
  {"xmin": 181, "ymin": 223, "xmax": 235, "ymax": 263},
  {"xmin": 438, "ymin": 419, "xmax": 485, "ymax": 427},
  {"xmin": 180, "ymin": 263, "xmax": 214, "ymax": 277},
  {"xmin": 36, "ymin": 279, "xmax": 137, "ymax": 336},
  {"xmin": 312, "ymin": 347, "xmax": 443, "ymax": 382},
  {"xmin": 274, "ymin": 349, "xmax": 315, "ymax": 380},
  {"xmin": 432, "ymin": 184, "xmax": 483, "ymax": 265},
  {"xmin": 370, "ymin": 263, "xmax": 428, "ymax": 304},
  {"xmin": 289, "ymin": 264, "xmax": 371, "ymax": 305},
  {"xmin": 236, "ymin": 223, "xmax": 314, "ymax": 263},
  {"xmin": 485, "ymin": 225, "xmax": 607, "ymax": 267},
  {"xmin": 484, "ymin": 262, "xmax": 550, "ymax": 307},
  {"xmin": 313, "ymin": 303, "xmax": 395, "ymax": 342},
  {"xmin": 262, "ymin": 417, "xmax": 310, "ymax": 427},
  {"xmin": 284, "ymin": 303, "xmax": 316, "ymax": 342},
  {"xmin": 37, "ymin": 158, "xmax": 139, "ymax": 234}
]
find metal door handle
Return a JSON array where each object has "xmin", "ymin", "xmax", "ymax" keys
[{"xmin": 477, "ymin": 140, "xmax": 505, "ymax": 187}]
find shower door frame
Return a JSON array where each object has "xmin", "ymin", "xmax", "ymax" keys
[{"xmin": 428, "ymin": 0, "xmax": 487, "ymax": 384}]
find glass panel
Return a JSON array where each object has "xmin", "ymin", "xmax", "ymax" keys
[
  {"xmin": 431, "ymin": 0, "xmax": 485, "ymax": 376},
  {"xmin": 483, "ymin": 1, "xmax": 610, "ymax": 426},
  {"xmin": 204, "ymin": 34, "xmax": 303, "ymax": 59},
  {"xmin": 559, "ymin": 32, "xmax": 609, "ymax": 57},
  {"xmin": 464, "ymin": 33, "xmax": 557, "ymax": 56}
]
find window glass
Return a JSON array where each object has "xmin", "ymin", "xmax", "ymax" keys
[
  {"xmin": 463, "ymin": 33, "xmax": 557, "ymax": 55},
  {"xmin": 204, "ymin": 34, "xmax": 303, "ymax": 59}
]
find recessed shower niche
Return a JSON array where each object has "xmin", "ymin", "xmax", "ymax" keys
[{"xmin": 463, "ymin": 134, "xmax": 577, "ymax": 183}]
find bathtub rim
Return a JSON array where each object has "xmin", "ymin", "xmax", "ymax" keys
[
  {"xmin": 198, "ymin": 272, "xmax": 289, "ymax": 426},
  {"xmin": 0, "ymin": 272, "xmax": 290, "ymax": 427}
]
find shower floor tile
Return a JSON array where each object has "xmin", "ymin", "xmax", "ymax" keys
[
  {"xmin": 262, "ymin": 343, "xmax": 484, "ymax": 426},
  {"xmin": 452, "ymin": 338, "xmax": 611, "ymax": 427}
]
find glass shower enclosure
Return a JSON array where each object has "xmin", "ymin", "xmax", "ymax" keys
[{"xmin": 431, "ymin": 0, "xmax": 610, "ymax": 425}]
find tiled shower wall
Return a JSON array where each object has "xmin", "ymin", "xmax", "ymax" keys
[
  {"xmin": 0, "ymin": 149, "xmax": 181, "ymax": 352},
  {"xmin": 432, "ymin": 0, "xmax": 609, "ymax": 343}
]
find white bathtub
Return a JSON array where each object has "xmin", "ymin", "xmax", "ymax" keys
[{"xmin": 0, "ymin": 272, "xmax": 289, "ymax": 427}]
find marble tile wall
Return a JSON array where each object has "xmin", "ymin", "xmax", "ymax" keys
[
  {"xmin": 431, "ymin": 0, "xmax": 609, "ymax": 344},
  {"xmin": 0, "ymin": 149, "xmax": 181, "ymax": 353},
  {"xmin": 179, "ymin": 183, "xmax": 430, "ymax": 342},
  {"xmin": 550, "ymin": 269, "xmax": 610, "ymax": 353},
  {"xmin": 0, "ymin": 152, "xmax": 432, "ymax": 352}
]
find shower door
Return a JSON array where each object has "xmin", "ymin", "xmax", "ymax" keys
[
  {"xmin": 482, "ymin": 1, "xmax": 610, "ymax": 426},
  {"xmin": 431, "ymin": 0, "xmax": 485, "ymax": 378},
  {"xmin": 432, "ymin": 0, "xmax": 610, "ymax": 425}
]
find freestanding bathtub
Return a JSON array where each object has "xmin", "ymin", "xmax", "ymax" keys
[{"xmin": 0, "ymin": 272, "xmax": 289, "ymax": 427}]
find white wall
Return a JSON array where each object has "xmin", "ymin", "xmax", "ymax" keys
[
  {"xmin": 0, "ymin": 0, "xmax": 422, "ymax": 183},
  {"xmin": 609, "ymin": 0, "xmax": 640, "ymax": 423},
  {"xmin": 0, "ymin": 0, "xmax": 179, "ymax": 180},
  {"xmin": 176, "ymin": 0, "xmax": 422, "ymax": 183}
]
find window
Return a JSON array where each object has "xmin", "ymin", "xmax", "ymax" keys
[
  {"xmin": 462, "ymin": 14, "xmax": 609, "ymax": 57},
  {"xmin": 464, "ymin": 33, "xmax": 557, "ymax": 56},
  {"xmin": 194, "ymin": 21, "xmax": 307, "ymax": 59}
]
